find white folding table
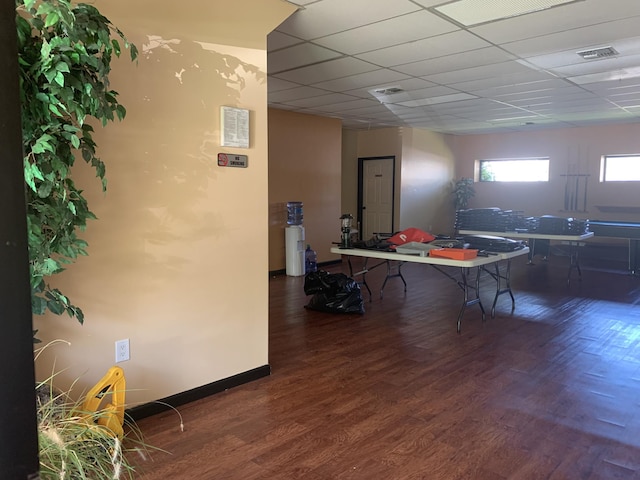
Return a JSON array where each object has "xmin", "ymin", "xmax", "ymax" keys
[
  {"xmin": 331, "ymin": 247, "xmax": 530, "ymax": 333},
  {"xmin": 458, "ymin": 230, "xmax": 594, "ymax": 285}
]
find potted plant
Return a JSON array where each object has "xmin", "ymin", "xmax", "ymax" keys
[
  {"xmin": 16, "ymin": 0, "xmax": 137, "ymax": 331},
  {"xmin": 452, "ymin": 177, "xmax": 475, "ymax": 211},
  {"xmin": 16, "ymin": 1, "xmax": 145, "ymax": 476}
]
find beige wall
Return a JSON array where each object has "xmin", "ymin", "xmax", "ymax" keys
[
  {"xmin": 449, "ymin": 123, "xmax": 640, "ymax": 223},
  {"xmin": 34, "ymin": 0, "xmax": 296, "ymax": 405},
  {"xmin": 268, "ymin": 109, "xmax": 342, "ymax": 270},
  {"xmin": 341, "ymin": 127, "xmax": 455, "ymax": 237},
  {"xmin": 341, "ymin": 129, "xmax": 359, "ymax": 219},
  {"xmin": 399, "ymin": 128, "xmax": 456, "ymax": 235},
  {"xmin": 354, "ymin": 128, "xmax": 403, "ymax": 233}
]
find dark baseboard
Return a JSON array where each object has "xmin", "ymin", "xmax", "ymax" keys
[
  {"xmin": 126, "ymin": 364, "xmax": 271, "ymax": 421},
  {"xmin": 269, "ymin": 259, "xmax": 342, "ymax": 277}
]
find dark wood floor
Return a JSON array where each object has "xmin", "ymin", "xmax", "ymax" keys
[{"xmin": 134, "ymin": 250, "xmax": 640, "ymax": 479}]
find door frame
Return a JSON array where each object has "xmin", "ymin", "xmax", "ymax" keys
[{"xmin": 357, "ymin": 156, "xmax": 396, "ymax": 240}]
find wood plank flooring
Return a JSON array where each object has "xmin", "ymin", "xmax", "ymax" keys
[{"xmin": 133, "ymin": 252, "xmax": 640, "ymax": 479}]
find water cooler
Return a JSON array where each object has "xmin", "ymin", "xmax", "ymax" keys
[{"xmin": 285, "ymin": 202, "xmax": 305, "ymax": 276}]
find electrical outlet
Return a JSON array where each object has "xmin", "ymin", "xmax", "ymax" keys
[{"xmin": 115, "ymin": 339, "xmax": 130, "ymax": 363}]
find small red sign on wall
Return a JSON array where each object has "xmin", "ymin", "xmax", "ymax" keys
[{"xmin": 218, "ymin": 153, "xmax": 248, "ymax": 168}]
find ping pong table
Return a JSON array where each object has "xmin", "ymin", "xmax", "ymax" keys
[{"xmin": 588, "ymin": 220, "xmax": 640, "ymax": 275}]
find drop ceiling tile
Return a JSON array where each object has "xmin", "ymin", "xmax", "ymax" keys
[
  {"xmin": 472, "ymin": 78, "xmax": 569, "ymax": 98},
  {"xmin": 529, "ymin": 99, "xmax": 614, "ymax": 112},
  {"xmin": 356, "ymin": 30, "xmax": 491, "ymax": 67},
  {"xmin": 568, "ymin": 67, "xmax": 640, "ymax": 85},
  {"xmin": 502, "ymin": 17, "xmax": 640, "ymax": 58},
  {"xmin": 446, "ymin": 71, "xmax": 557, "ymax": 92},
  {"xmin": 311, "ymin": 98, "xmax": 381, "ymax": 112},
  {"xmin": 506, "ymin": 97, "xmax": 588, "ymax": 110},
  {"xmin": 396, "ymin": 110, "xmax": 442, "ymax": 120},
  {"xmin": 422, "ymin": 61, "xmax": 535, "ymax": 86},
  {"xmin": 268, "ymin": 85, "xmax": 332, "ymax": 103},
  {"xmin": 491, "ymin": 85, "xmax": 591, "ymax": 102},
  {"xmin": 582, "ymin": 79, "xmax": 640, "ymax": 94},
  {"xmin": 349, "ymin": 77, "xmax": 438, "ymax": 97},
  {"xmin": 336, "ymin": 104, "xmax": 400, "ymax": 115},
  {"xmin": 339, "ymin": 118, "xmax": 395, "ymax": 129},
  {"xmin": 267, "ymin": 31, "xmax": 303, "ymax": 51},
  {"xmin": 394, "ymin": 47, "xmax": 516, "ymax": 77},
  {"xmin": 268, "ymin": 77, "xmax": 303, "ymax": 93},
  {"xmin": 522, "ymin": 37, "xmax": 640, "ymax": 72},
  {"xmin": 427, "ymin": 98, "xmax": 509, "ymax": 115},
  {"xmin": 285, "ymin": 92, "xmax": 362, "ymax": 108},
  {"xmin": 487, "ymin": 114, "xmax": 544, "ymax": 124},
  {"xmin": 556, "ymin": 109, "xmax": 634, "ymax": 121},
  {"xmin": 311, "ymin": 69, "xmax": 410, "ymax": 92},
  {"xmin": 270, "ymin": 103, "xmax": 303, "ymax": 112},
  {"xmin": 506, "ymin": 100, "xmax": 554, "ymax": 110},
  {"xmin": 313, "ymin": 10, "xmax": 458, "ymax": 55},
  {"xmin": 461, "ymin": 106, "xmax": 539, "ymax": 119},
  {"xmin": 369, "ymin": 110, "xmax": 411, "ymax": 120},
  {"xmin": 268, "ymin": 43, "xmax": 343, "ymax": 74},
  {"xmin": 274, "ymin": 57, "xmax": 379, "ymax": 84},
  {"xmin": 470, "ymin": 0, "xmax": 640, "ymax": 44},
  {"xmin": 372, "ymin": 85, "xmax": 459, "ymax": 105},
  {"xmin": 396, "ymin": 92, "xmax": 478, "ymax": 107},
  {"xmin": 275, "ymin": 0, "xmax": 422, "ymax": 40},
  {"xmin": 266, "ymin": 0, "xmax": 640, "ymax": 134},
  {"xmin": 550, "ymin": 54, "xmax": 640, "ymax": 78},
  {"xmin": 384, "ymin": 104, "xmax": 428, "ymax": 115},
  {"xmin": 608, "ymin": 91, "xmax": 640, "ymax": 102}
]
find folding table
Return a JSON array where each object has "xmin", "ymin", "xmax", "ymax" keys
[{"xmin": 331, "ymin": 247, "xmax": 530, "ymax": 332}]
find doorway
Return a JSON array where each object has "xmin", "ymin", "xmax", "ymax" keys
[{"xmin": 358, "ymin": 156, "xmax": 395, "ymax": 240}]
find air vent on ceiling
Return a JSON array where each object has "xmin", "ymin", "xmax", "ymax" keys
[
  {"xmin": 373, "ymin": 87, "xmax": 404, "ymax": 95},
  {"xmin": 576, "ymin": 46, "xmax": 619, "ymax": 60}
]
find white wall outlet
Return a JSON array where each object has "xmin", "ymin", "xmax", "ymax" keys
[{"xmin": 115, "ymin": 339, "xmax": 130, "ymax": 363}]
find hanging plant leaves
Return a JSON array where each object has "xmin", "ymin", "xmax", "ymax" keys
[{"xmin": 16, "ymin": 0, "xmax": 137, "ymax": 328}]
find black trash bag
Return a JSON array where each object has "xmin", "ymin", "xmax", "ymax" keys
[
  {"xmin": 303, "ymin": 271, "xmax": 364, "ymax": 314},
  {"xmin": 303, "ymin": 270, "xmax": 332, "ymax": 295}
]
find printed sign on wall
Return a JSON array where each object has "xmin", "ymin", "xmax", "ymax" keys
[
  {"xmin": 220, "ymin": 106, "xmax": 249, "ymax": 148},
  {"xmin": 218, "ymin": 153, "xmax": 248, "ymax": 168}
]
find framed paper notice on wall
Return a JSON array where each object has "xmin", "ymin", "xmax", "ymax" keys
[{"xmin": 220, "ymin": 106, "xmax": 249, "ymax": 148}]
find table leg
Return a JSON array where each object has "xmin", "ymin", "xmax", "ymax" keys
[
  {"xmin": 629, "ymin": 239, "xmax": 640, "ymax": 276},
  {"xmin": 348, "ymin": 256, "xmax": 372, "ymax": 301},
  {"xmin": 455, "ymin": 266, "xmax": 485, "ymax": 333},
  {"xmin": 566, "ymin": 241, "xmax": 582, "ymax": 286},
  {"xmin": 380, "ymin": 260, "xmax": 407, "ymax": 299},
  {"xmin": 489, "ymin": 259, "xmax": 515, "ymax": 318}
]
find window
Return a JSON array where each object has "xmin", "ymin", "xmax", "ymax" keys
[
  {"xmin": 479, "ymin": 157, "xmax": 549, "ymax": 182},
  {"xmin": 600, "ymin": 155, "xmax": 640, "ymax": 182}
]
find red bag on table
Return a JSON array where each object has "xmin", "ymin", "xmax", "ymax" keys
[{"xmin": 388, "ymin": 227, "xmax": 435, "ymax": 246}]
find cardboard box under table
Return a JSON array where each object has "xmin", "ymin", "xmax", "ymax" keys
[{"xmin": 331, "ymin": 246, "xmax": 530, "ymax": 332}]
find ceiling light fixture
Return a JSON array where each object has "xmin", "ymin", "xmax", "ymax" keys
[{"xmin": 433, "ymin": 0, "xmax": 584, "ymax": 27}]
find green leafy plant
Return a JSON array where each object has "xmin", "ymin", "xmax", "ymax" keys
[
  {"xmin": 16, "ymin": 0, "xmax": 137, "ymax": 327},
  {"xmin": 37, "ymin": 388, "xmax": 134, "ymax": 480},
  {"xmin": 34, "ymin": 341, "xmax": 151, "ymax": 479},
  {"xmin": 36, "ymin": 377, "xmax": 152, "ymax": 480},
  {"xmin": 452, "ymin": 177, "xmax": 475, "ymax": 210}
]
